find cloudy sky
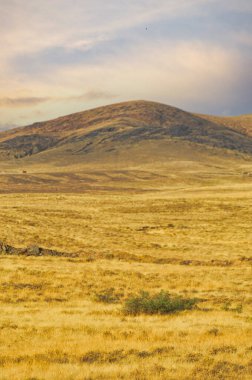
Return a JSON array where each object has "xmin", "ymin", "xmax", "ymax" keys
[{"xmin": 0, "ymin": 0, "xmax": 251, "ymax": 129}]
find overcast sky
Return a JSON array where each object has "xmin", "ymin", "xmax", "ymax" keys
[{"xmin": 0, "ymin": 0, "xmax": 251, "ymax": 128}]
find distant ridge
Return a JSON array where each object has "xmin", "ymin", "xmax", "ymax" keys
[{"xmin": 195, "ymin": 113, "xmax": 252, "ymax": 138}]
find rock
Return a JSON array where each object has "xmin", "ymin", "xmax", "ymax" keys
[
  {"xmin": 180, "ymin": 260, "xmax": 192, "ymax": 265},
  {"xmin": 0, "ymin": 241, "xmax": 11, "ymax": 254},
  {"xmin": 27, "ymin": 245, "xmax": 41, "ymax": 256}
]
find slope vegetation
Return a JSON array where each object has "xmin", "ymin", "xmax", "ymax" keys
[
  {"xmin": 196, "ymin": 113, "xmax": 252, "ymax": 138},
  {"xmin": 1, "ymin": 100, "xmax": 252, "ymax": 162},
  {"xmin": 1, "ymin": 101, "xmax": 252, "ymax": 192}
]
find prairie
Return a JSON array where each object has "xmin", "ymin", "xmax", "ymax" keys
[
  {"xmin": 0, "ymin": 180, "xmax": 252, "ymax": 380},
  {"xmin": 0, "ymin": 100, "xmax": 252, "ymax": 379}
]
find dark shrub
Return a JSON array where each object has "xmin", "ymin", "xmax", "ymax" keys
[
  {"xmin": 93, "ymin": 288, "xmax": 121, "ymax": 304},
  {"xmin": 123, "ymin": 290, "xmax": 198, "ymax": 315}
]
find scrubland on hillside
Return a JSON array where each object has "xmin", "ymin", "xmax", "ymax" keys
[{"xmin": 0, "ymin": 180, "xmax": 252, "ymax": 380}]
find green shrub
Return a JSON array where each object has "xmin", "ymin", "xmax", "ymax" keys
[{"xmin": 123, "ymin": 290, "xmax": 198, "ymax": 315}]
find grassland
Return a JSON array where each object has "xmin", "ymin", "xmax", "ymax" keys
[{"xmin": 0, "ymin": 179, "xmax": 252, "ymax": 380}]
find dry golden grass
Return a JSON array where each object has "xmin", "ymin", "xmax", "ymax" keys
[{"xmin": 0, "ymin": 182, "xmax": 252, "ymax": 379}]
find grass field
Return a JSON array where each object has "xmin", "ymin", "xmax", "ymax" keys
[{"xmin": 0, "ymin": 181, "xmax": 252, "ymax": 379}]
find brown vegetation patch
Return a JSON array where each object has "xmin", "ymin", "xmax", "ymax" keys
[{"xmin": 0, "ymin": 241, "xmax": 78, "ymax": 258}]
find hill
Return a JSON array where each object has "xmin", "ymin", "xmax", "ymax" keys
[
  {"xmin": 0, "ymin": 100, "xmax": 252, "ymax": 192},
  {"xmin": 196, "ymin": 113, "xmax": 252, "ymax": 138},
  {"xmin": 1, "ymin": 100, "xmax": 252, "ymax": 161}
]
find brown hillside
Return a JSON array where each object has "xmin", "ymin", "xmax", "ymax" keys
[
  {"xmin": 196, "ymin": 113, "xmax": 252, "ymax": 137},
  {"xmin": 1, "ymin": 101, "xmax": 252, "ymax": 164}
]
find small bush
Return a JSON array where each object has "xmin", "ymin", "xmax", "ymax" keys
[
  {"xmin": 93, "ymin": 288, "xmax": 121, "ymax": 303},
  {"xmin": 123, "ymin": 290, "xmax": 198, "ymax": 315},
  {"xmin": 222, "ymin": 302, "xmax": 243, "ymax": 313}
]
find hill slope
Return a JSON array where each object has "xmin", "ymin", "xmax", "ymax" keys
[
  {"xmin": 1, "ymin": 100, "xmax": 252, "ymax": 163},
  {"xmin": 196, "ymin": 113, "xmax": 252, "ymax": 138},
  {"xmin": 0, "ymin": 100, "xmax": 252, "ymax": 192}
]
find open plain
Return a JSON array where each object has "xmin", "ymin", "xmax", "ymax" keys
[
  {"xmin": 0, "ymin": 101, "xmax": 252, "ymax": 379},
  {"xmin": 1, "ymin": 0, "xmax": 252, "ymax": 377},
  {"xmin": 1, "ymin": 177, "xmax": 252, "ymax": 380}
]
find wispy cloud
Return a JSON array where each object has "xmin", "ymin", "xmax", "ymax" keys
[
  {"xmin": 0, "ymin": 0, "xmax": 251, "ymax": 125},
  {"xmin": 233, "ymin": 31, "xmax": 252, "ymax": 47},
  {"xmin": 66, "ymin": 91, "xmax": 117, "ymax": 101},
  {"xmin": 0, "ymin": 91, "xmax": 116, "ymax": 109},
  {"xmin": 0, "ymin": 96, "xmax": 50, "ymax": 108}
]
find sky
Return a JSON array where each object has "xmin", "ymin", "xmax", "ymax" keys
[{"xmin": 0, "ymin": 0, "xmax": 251, "ymax": 129}]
